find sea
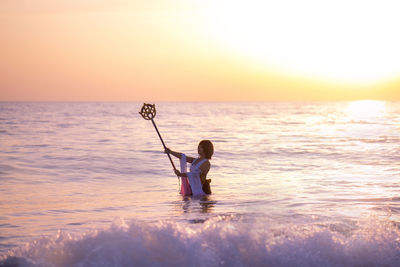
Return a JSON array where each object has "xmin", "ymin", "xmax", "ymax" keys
[{"xmin": 0, "ymin": 101, "xmax": 400, "ymax": 266}]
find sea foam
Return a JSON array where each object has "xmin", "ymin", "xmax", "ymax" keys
[{"xmin": 1, "ymin": 216, "xmax": 400, "ymax": 267}]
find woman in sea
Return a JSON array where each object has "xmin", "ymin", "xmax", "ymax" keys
[{"xmin": 165, "ymin": 140, "xmax": 213, "ymax": 196}]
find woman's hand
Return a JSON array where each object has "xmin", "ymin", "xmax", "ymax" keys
[
  {"xmin": 175, "ymin": 170, "xmax": 187, "ymax": 177},
  {"xmin": 164, "ymin": 147, "xmax": 171, "ymax": 154}
]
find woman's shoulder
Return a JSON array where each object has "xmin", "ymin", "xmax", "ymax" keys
[{"xmin": 197, "ymin": 158, "xmax": 210, "ymax": 165}]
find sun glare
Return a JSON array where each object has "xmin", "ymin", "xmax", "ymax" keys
[
  {"xmin": 346, "ymin": 100, "xmax": 387, "ymax": 120},
  {"xmin": 194, "ymin": 0, "xmax": 400, "ymax": 84}
]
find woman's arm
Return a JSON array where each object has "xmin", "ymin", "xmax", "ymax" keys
[
  {"xmin": 176, "ymin": 161, "xmax": 210, "ymax": 181},
  {"xmin": 186, "ymin": 156, "xmax": 195, "ymax": 163},
  {"xmin": 199, "ymin": 161, "xmax": 210, "ymax": 175},
  {"xmin": 164, "ymin": 148, "xmax": 195, "ymax": 163},
  {"xmin": 164, "ymin": 148, "xmax": 181, "ymax": 159},
  {"xmin": 199, "ymin": 161, "xmax": 210, "ymax": 183},
  {"xmin": 175, "ymin": 169, "xmax": 187, "ymax": 177}
]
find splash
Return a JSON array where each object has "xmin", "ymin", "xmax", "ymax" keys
[{"xmin": 1, "ymin": 216, "xmax": 400, "ymax": 267}]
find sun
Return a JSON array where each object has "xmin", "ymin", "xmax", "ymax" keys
[{"xmin": 193, "ymin": 0, "xmax": 400, "ymax": 85}]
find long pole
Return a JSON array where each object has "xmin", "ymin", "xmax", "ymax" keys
[{"xmin": 151, "ymin": 119, "xmax": 177, "ymax": 172}]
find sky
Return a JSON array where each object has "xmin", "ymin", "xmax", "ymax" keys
[{"xmin": 1, "ymin": 0, "xmax": 399, "ymax": 101}]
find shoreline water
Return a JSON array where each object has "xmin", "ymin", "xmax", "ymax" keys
[
  {"xmin": 2, "ymin": 215, "xmax": 400, "ymax": 266},
  {"xmin": 1, "ymin": 101, "xmax": 399, "ymax": 265}
]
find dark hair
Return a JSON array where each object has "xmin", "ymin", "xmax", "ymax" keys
[{"xmin": 199, "ymin": 140, "xmax": 214, "ymax": 159}]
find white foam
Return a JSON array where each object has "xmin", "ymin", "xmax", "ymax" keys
[{"xmin": 2, "ymin": 216, "xmax": 400, "ymax": 267}]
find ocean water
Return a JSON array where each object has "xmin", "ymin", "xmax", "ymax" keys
[{"xmin": 0, "ymin": 101, "xmax": 400, "ymax": 266}]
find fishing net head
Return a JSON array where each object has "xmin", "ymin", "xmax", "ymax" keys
[{"xmin": 139, "ymin": 103, "xmax": 157, "ymax": 120}]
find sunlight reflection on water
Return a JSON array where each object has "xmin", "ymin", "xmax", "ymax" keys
[
  {"xmin": 346, "ymin": 100, "xmax": 387, "ymax": 120},
  {"xmin": 1, "ymin": 101, "xmax": 400, "ymax": 256}
]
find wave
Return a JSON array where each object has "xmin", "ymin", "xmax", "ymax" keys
[{"xmin": 1, "ymin": 216, "xmax": 400, "ymax": 267}]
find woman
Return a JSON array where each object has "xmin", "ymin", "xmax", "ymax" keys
[{"xmin": 165, "ymin": 140, "xmax": 213, "ymax": 196}]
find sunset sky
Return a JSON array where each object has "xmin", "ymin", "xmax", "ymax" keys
[{"xmin": 1, "ymin": 0, "xmax": 399, "ymax": 101}]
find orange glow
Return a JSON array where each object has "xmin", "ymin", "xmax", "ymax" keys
[
  {"xmin": 0, "ymin": 1, "xmax": 399, "ymax": 101},
  {"xmin": 193, "ymin": 1, "xmax": 400, "ymax": 84}
]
